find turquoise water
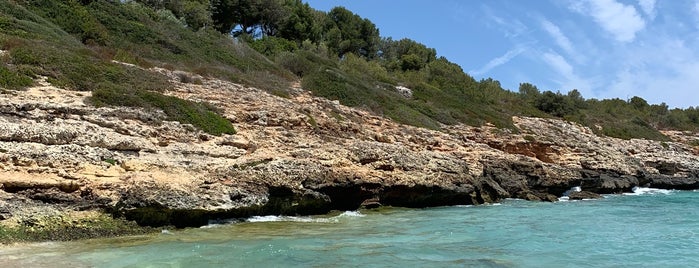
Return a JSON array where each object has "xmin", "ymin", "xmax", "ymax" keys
[{"xmin": 2, "ymin": 188, "xmax": 698, "ymax": 267}]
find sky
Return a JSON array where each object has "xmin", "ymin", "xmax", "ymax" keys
[{"xmin": 304, "ymin": 0, "xmax": 699, "ymax": 108}]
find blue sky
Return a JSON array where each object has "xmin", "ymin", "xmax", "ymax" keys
[{"xmin": 304, "ymin": 0, "xmax": 699, "ymax": 108}]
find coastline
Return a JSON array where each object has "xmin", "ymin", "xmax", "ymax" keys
[{"xmin": 1, "ymin": 70, "xmax": 698, "ymax": 243}]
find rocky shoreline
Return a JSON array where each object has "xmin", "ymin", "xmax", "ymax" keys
[{"xmin": 1, "ymin": 69, "xmax": 698, "ymax": 242}]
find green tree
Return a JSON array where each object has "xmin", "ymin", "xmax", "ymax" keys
[
  {"xmin": 323, "ymin": 7, "xmax": 379, "ymax": 58},
  {"xmin": 518, "ymin": 82, "xmax": 540, "ymax": 100},
  {"xmin": 136, "ymin": 0, "xmax": 211, "ymax": 30},
  {"xmin": 629, "ymin": 96, "xmax": 649, "ymax": 111},
  {"xmin": 567, "ymin": 89, "xmax": 586, "ymax": 109},
  {"xmin": 426, "ymin": 57, "xmax": 475, "ymax": 90},
  {"xmin": 535, "ymin": 91, "xmax": 573, "ymax": 117},
  {"xmin": 258, "ymin": 0, "xmax": 286, "ymax": 36},
  {"xmin": 277, "ymin": 0, "xmax": 319, "ymax": 43},
  {"xmin": 211, "ymin": 0, "xmax": 263, "ymax": 35}
]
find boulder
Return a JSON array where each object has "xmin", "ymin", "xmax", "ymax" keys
[{"xmin": 568, "ymin": 191, "xmax": 602, "ymax": 200}]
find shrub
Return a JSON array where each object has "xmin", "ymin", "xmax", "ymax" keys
[
  {"xmin": 0, "ymin": 65, "xmax": 33, "ymax": 89},
  {"xmin": 9, "ymin": 46, "xmax": 41, "ymax": 65},
  {"xmin": 91, "ymin": 84, "xmax": 235, "ymax": 136},
  {"xmin": 249, "ymin": 36, "xmax": 298, "ymax": 56}
]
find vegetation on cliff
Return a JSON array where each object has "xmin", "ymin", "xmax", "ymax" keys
[{"xmin": 0, "ymin": 0, "xmax": 698, "ymax": 140}]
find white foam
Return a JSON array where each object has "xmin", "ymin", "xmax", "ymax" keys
[
  {"xmin": 562, "ymin": 186, "xmax": 582, "ymax": 196},
  {"xmin": 337, "ymin": 211, "xmax": 364, "ymax": 218},
  {"xmin": 247, "ymin": 215, "xmax": 303, "ymax": 222},
  {"xmin": 201, "ymin": 219, "xmax": 239, "ymax": 228},
  {"xmin": 623, "ymin": 187, "xmax": 674, "ymax": 196},
  {"xmin": 246, "ymin": 211, "xmax": 364, "ymax": 223},
  {"xmin": 199, "ymin": 211, "xmax": 365, "ymax": 228}
]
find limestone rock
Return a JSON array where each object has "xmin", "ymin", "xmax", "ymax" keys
[{"xmin": 1, "ymin": 67, "xmax": 698, "ymax": 230}]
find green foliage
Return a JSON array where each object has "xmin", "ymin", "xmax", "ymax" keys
[
  {"xmin": 277, "ymin": 0, "xmax": 320, "ymax": 43},
  {"xmin": 3, "ymin": 0, "xmax": 294, "ymax": 91},
  {"xmin": 518, "ymin": 82, "xmax": 540, "ymax": 99},
  {"xmin": 400, "ymin": 54, "xmax": 422, "ymax": 71},
  {"xmin": 138, "ymin": 0, "xmax": 212, "ymax": 30},
  {"xmin": 535, "ymin": 91, "xmax": 574, "ymax": 117},
  {"xmin": 2, "ymin": 0, "xmax": 696, "ymax": 143},
  {"xmin": 339, "ymin": 53, "xmax": 393, "ymax": 84},
  {"xmin": 424, "ymin": 58, "xmax": 474, "ymax": 90},
  {"xmin": 302, "ymin": 69, "xmax": 361, "ymax": 106},
  {"xmin": 381, "ymin": 38, "xmax": 436, "ymax": 71},
  {"xmin": 249, "ymin": 36, "xmax": 298, "ymax": 56},
  {"xmin": 103, "ymin": 158, "xmax": 117, "ymax": 165},
  {"xmin": 275, "ymin": 49, "xmax": 336, "ymax": 77},
  {"xmin": 0, "ymin": 65, "xmax": 33, "ymax": 89},
  {"xmin": 323, "ymin": 6, "xmax": 379, "ymax": 58},
  {"xmin": 92, "ymin": 83, "xmax": 235, "ymax": 136}
]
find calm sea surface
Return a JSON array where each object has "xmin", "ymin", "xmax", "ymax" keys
[{"xmin": 1, "ymin": 188, "xmax": 698, "ymax": 267}]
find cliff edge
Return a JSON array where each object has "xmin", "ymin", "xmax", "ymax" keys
[{"xmin": 1, "ymin": 68, "xmax": 698, "ymax": 239}]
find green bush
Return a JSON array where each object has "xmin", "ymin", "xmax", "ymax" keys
[
  {"xmin": 249, "ymin": 36, "xmax": 298, "ymax": 56},
  {"xmin": 92, "ymin": 84, "xmax": 236, "ymax": 136},
  {"xmin": 0, "ymin": 65, "xmax": 32, "ymax": 89},
  {"xmin": 9, "ymin": 46, "xmax": 40, "ymax": 65},
  {"xmin": 3, "ymin": 0, "xmax": 696, "ymax": 142},
  {"xmin": 302, "ymin": 69, "xmax": 360, "ymax": 106}
]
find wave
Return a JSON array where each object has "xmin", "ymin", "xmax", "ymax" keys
[
  {"xmin": 558, "ymin": 186, "xmax": 583, "ymax": 201},
  {"xmin": 336, "ymin": 211, "xmax": 365, "ymax": 218},
  {"xmin": 198, "ymin": 211, "xmax": 365, "ymax": 228},
  {"xmin": 623, "ymin": 187, "xmax": 675, "ymax": 196},
  {"xmin": 247, "ymin": 211, "xmax": 364, "ymax": 223},
  {"xmin": 200, "ymin": 218, "xmax": 240, "ymax": 229}
]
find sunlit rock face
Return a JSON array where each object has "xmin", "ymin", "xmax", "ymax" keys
[{"xmin": 1, "ymin": 70, "xmax": 698, "ymax": 228}]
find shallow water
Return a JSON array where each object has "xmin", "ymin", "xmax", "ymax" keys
[{"xmin": 2, "ymin": 188, "xmax": 698, "ymax": 267}]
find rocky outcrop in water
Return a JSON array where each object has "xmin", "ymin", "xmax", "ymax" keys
[{"xmin": 1, "ymin": 70, "xmax": 698, "ymax": 232}]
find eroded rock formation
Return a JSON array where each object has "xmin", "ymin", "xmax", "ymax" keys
[{"xmin": 1, "ymin": 70, "xmax": 698, "ymax": 230}]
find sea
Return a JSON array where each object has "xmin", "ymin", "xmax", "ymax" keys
[{"xmin": 1, "ymin": 187, "xmax": 697, "ymax": 268}]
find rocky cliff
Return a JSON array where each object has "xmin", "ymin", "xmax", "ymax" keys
[{"xmin": 1, "ymin": 67, "xmax": 698, "ymax": 235}]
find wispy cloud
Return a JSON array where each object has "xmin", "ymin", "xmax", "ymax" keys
[
  {"xmin": 541, "ymin": 52, "xmax": 594, "ymax": 96},
  {"xmin": 604, "ymin": 37, "xmax": 699, "ymax": 108},
  {"xmin": 572, "ymin": 0, "xmax": 646, "ymax": 42},
  {"xmin": 638, "ymin": 0, "xmax": 657, "ymax": 19},
  {"xmin": 481, "ymin": 5, "xmax": 529, "ymax": 38},
  {"xmin": 470, "ymin": 47, "xmax": 527, "ymax": 75},
  {"xmin": 541, "ymin": 19, "xmax": 575, "ymax": 56}
]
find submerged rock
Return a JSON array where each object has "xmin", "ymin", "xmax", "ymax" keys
[{"xmin": 568, "ymin": 191, "xmax": 603, "ymax": 200}]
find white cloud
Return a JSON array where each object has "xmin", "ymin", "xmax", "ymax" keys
[
  {"xmin": 541, "ymin": 52, "xmax": 594, "ymax": 96},
  {"xmin": 470, "ymin": 47, "xmax": 527, "ymax": 75},
  {"xmin": 542, "ymin": 52, "xmax": 573, "ymax": 76},
  {"xmin": 541, "ymin": 19, "xmax": 575, "ymax": 56},
  {"xmin": 603, "ymin": 37, "xmax": 699, "ymax": 108},
  {"xmin": 482, "ymin": 5, "xmax": 529, "ymax": 38},
  {"xmin": 638, "ymin": 0, "xmax": 656, "ymax": 19},
  {"xmin": 607, "ymin": 65, "xmax": 699, "ymax": 108},
  {"xmin": 573, "ymin": 0, "xmax": 646, "ymax": 42}
]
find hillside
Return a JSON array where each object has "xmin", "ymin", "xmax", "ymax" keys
[{"xmin": 0, "ymin": 0, "xmax": 699, "ymax": 242}]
